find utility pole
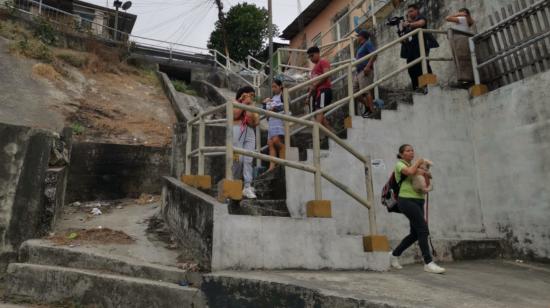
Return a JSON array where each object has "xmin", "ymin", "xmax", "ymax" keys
[
  {"xmin": 214, "ymin": 0, "xmax": 230, "ymax": 61},
  {"xmin": 268, "ymin": 0, "xmax": 273, "ymax": 96}
]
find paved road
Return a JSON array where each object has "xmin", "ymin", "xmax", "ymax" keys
[{"xmin": 210, "ymin": 260, "xmax": 550, "ymax": 308}]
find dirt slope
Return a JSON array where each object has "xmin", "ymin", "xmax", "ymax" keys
[{"xmin": 0, "ymin": 19, "xmax": 175, "ymax": 146}]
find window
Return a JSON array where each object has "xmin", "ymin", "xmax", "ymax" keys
[
  {"xmin": 331, "ymin": 7, "xmax": 350, "ymax": 41},
  {"xmin": 311, "ymin": 32, "xmax": 321, "ymax": 47}
]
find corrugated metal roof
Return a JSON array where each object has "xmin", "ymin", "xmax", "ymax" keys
[{"xmin": 280, "ymin": 0, "xmax": 333, "ymax": 40}]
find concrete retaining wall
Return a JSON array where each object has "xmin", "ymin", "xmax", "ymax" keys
[
  {"xmin": 0, "ymin": 123, "xmax": 70, "ymax": 253},
  {"xmin": 66, "ymin": 143, "xmax": 170, "ymax": 203},
  {"xmin": 286, "ymin": 71, "xmax": 550, "ymax": 262},
  {"xmin": 161, "ymin": 177, "xmax": 389, "ymax": 271},
  {"xmin": 470, "ymin": 71, "xmax": 550, "ymax": 261},
  {"xmin": 161, "ymin": 177, "xmax": 215, "ymax": 270}
]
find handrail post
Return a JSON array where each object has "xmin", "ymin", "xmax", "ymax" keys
[
  {"xmin": 276, "ymin": 50, "xmax": 281, "ymax": 75},
  {"xmin": 283, "ymin": 87, "xmax": 291, "ymax": 148},
  {"xmin": 225, "ymin": 102, "xmax": 234, "ymax": 180},
  {"xmin": 418, "ymin": 29, "xmax": 428, "ymax": 75},
  {"xmin": 255, "ymin": 123, "xmax": 261, "ymax": 168},
  {"xmin": 347, "ymin": 64, "xmax": 355, "ymax": 116},
  {"xmin": 365, "ymin": 156, "xmax": 377, "ymax": 235},
  {"xmin": 312, "ymin": 122, "xmax": 322, "ymax": 200},
  {"xmin": 198, "ymin": 116, "xmax": 205, "ymax": 175},
  {"xmin": 185, "ymin": 123, "xmax": 192, "ymax": 175},
  {"xmin": 468, "ymin": 37, "xmax": 482, "ymax": 85},
  {"xmin": 349, "ymin": 36, "xmax": 355, "ymax": 60}
]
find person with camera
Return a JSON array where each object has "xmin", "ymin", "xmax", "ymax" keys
[
  {"xmin": 400, "ymin": 4, "xmax": 434, "ymax": 91},
  {"xmin": 354, "ymin": 30, "xmax": 377, "ymax": 118}
]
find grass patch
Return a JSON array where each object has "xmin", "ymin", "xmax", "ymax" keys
[
  {"xmin": 55, "ymin": 49, "xmax": 89, "ymax": 67},
  {"xmin": 71, "ymin": 122, "xmax": 85, "ymax": 135},
  {"xmin": 0, "ymin": 19, "xmax": 32, "ymax": 40},
  {"xmin": 9, "ymin": 37, "xmax": 53, "ymax": 62},
  {"xmin": 32, "ymin": 63, "xmax": 61, "ymax": 81},
  {"xmin": 172, "ymin": 79, "xmax": 197, "ymax": 96}
]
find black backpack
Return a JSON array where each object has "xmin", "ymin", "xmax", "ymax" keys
[{"xmin": 381, "ymin": 172, "xmax": 407, "ymax": 213}]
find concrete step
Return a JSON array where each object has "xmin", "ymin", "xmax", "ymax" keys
[
  {"xmin": 229, "ymin": 199, "xmax": 290, "ymax": 217},
  {"xmin": 19, "ymin": 239, "xmax": 202, "ymax": 286},
  {"xmin": 6, "ymin": 263, "xmax": 206, "ymax": 308}
]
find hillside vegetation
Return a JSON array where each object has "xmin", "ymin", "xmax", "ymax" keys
[{"xmin": 0, "ymin": 12, "xmax": 175, "ymax": 146}]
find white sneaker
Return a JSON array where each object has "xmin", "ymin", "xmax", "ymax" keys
[
  {"xmin": 424, "ymin": 261, "xmax": 446, "ymax": 274},
  {"xmin": 389, "ymin": 252, "xmax": 403, "ymax": 269},
  {"xmin": 242, "ymin": 186, "xmax": 257, "ymax": 199}
]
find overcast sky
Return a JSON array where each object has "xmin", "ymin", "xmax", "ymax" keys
[{"xmin": 85, "ymin": 0, "xmax": 314, "ymax": 47}]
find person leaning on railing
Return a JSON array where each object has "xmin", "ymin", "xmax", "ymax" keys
[
  {"xmin": 447, "ymin": 8, "xmax": 476, "ymax": 85},
  {"xmin": 354, "ymin": 30, "xmax": 377, "ymax": 118},
  {"xmin": 233, "ymin": 86, "xmax": 260, "ymax": 199}
]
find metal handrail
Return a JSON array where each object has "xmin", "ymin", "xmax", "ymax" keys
[
  {"xmin": 468, "ymin": 0, "xmax": 549, "ymax": 89},
  {"xmin": 185, "ymin": 98, "xmax": 378, "ymax": 235}
]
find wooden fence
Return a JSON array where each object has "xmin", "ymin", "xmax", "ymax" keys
[{"xmin": 472, "ymin": 0, "xmax": 550, "ymax": 90}]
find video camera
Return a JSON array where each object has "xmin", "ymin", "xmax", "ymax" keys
[
  {"xmin": 386, "ymin": 16, "xmax": 407, "ymax": 37},
  {"xmin": 386, "ymin": 16, "xmax": 404, "ymax": 26}
]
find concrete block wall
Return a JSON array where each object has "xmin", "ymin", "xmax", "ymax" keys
[
  {"xmin": 1, "ymin": 123, "xmax": 55, "ymax": 252},
  {"xmin": 285, "ymin": 71, "xmax": 550, "ymax": 262},
  {"xmin": 470, "ymin": 71, "xmax": 550, "ymax": 260},
  {"xmin": 161, "ymin": 177, "xmax": 389, "ymax": 271},
  {"xmin": 66, "ymin": 143, "xmax": 170, "ymax": 203}
]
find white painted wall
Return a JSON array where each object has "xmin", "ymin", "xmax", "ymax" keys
[
  {"xmin": 470, "ymin": 71, "xmax": 550, "ymax": 260},
  {"xmin": 286, "ymin": 70, "xmax": 550, "ymax": 261}
]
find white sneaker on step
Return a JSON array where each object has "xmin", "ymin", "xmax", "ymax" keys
[
  {"xmin": 389, "ymin": 252, "xmax": 403, "ymax": 269},
  {"xmin": 424, "ymin": 262, "xmax": 446, "ymax": 274},
  {"xmin": 242, "ymin": 186, "xmax": 257, "ymax": 199}
]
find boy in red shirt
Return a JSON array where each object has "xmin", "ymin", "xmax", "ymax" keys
[{"xmin": 306, "ymin": 46, "xmax": 332, "ymax": 129}]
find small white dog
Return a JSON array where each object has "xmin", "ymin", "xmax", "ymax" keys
[{"xmin": 412, "ymin": 159, "xmax": 434, "ymax": 194}]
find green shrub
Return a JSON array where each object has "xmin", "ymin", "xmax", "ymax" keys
[
  {"xmin": 10, "ymin": 38, "xmax": 53, "ymax": 62},
  {"xmin": 172, "ymin": 79, "xmax": 197, "ymax": 96},
  {"xmin": 33, "ymin": 16, "xmax": 57, "ymax": 45},
  {"xmin": 71, "ymin": 123, "xmax": 85, "ymax": 135}
]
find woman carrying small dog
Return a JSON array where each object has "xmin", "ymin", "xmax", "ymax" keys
[{"xmin": 389, "ymin": 144, "xmax": 445, "ymax": 274}]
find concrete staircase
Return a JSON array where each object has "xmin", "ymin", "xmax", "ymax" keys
[{"xmin": 5, "ymin": 240, "xmax": 206, "ymax": 307}]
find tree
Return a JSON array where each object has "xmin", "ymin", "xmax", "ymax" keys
[{"xmin": 207, "ymin": 2, "xmax": 278, "ymax": 62}]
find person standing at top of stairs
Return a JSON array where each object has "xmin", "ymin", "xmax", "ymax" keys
[
  {"xmin": 400, "ymin": 4, "xmax": 435, "ymax": 91},
  {"xmin": 306, "ymin": 46, "xmax": 333, "ymax": 131},
  {"xmin": 233, "ymin": 86, "xmax": 260, "ymax": 199},
  {"xmin": 263, "ymin": 79, "xmax": 286, "ymax": 172}
]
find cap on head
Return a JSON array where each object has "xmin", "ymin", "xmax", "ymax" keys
[{"xmin": 358, "ymin": 30, "xmax": 370, "ymax": 40}]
